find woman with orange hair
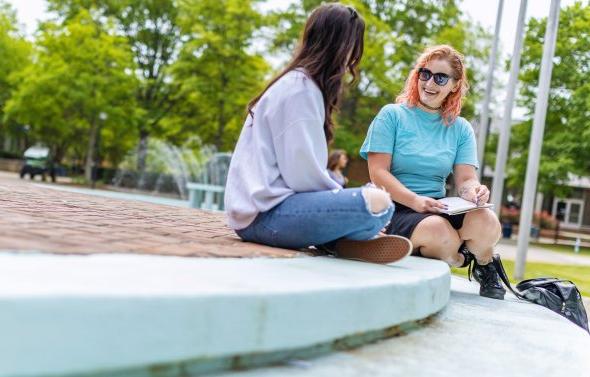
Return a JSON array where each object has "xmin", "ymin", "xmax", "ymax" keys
[{"xmin": 360, "ymin": 45, "xmax": 505, "ymax": 299}]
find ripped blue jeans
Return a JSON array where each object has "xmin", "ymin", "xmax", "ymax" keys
[{"xmin": 235, "ymin": 188, "xmax": 394, "ymax": 249}]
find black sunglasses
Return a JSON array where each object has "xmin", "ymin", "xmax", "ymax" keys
[{"xmin": 418, "ymin": 68, "xmax": 452, "ymax": 86}]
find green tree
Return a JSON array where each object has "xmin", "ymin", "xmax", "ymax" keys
[
  {"xmin": 47, "ymin": 0, "xmax": 181, "ymax": 172},
  {"xmin": 165, "ymin": 0, "xmax": 269, "ymax": 151},
  {"xmin": 4, "ymin": 10, "xmax": 139, "ymax": 180},
  {"xmin": 0, "ymin": 2, "xmax": 32, "ymax": 152},
  {"xmin": 507, "ymin": 1, "xmax": 590, "ymax": 195}
]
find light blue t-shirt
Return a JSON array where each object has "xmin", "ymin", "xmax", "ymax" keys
[{"xmin": 360, "ymin": 103, "xmax": 479, "ymax": 198}]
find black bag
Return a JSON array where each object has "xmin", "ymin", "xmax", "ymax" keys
[{"xmin": 492, "ymin": 255, "xmax": 589, "ymax": 333}]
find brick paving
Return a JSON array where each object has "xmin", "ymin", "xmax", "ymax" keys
[{"xmin": 0, "ymin": 174, "xmax": 302, "ymax": 258}]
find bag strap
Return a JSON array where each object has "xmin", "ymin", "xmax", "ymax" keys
[
  {"xmin": 517, "ymin": 277, "xmax": 561, "ymax": 290},
  {"xmin": 492, "ymin": 255, "xmax": 526, "ymax": 300}
]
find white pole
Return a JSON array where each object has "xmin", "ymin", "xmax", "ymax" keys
[
  {"xmin": 477, "ymin": 0, "xmax": 504, "ymax": 176},
  {"xmin": 491, "ymin": 0, "xmax": 528, "ymax": 217},
  {"xmin": 515, "ymin": 0, "xmax": 561, "ymax": 280}
]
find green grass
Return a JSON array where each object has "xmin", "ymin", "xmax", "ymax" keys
[{"xmin": 452, "ymin": 259, "xmax": 590, "ymax": 297}]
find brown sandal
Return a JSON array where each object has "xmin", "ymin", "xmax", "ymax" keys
[{"xmin": 332, "ymin": 235, "xmax": 413, "ymax": 264}]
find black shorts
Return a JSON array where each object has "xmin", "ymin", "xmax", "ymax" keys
[{"xmin": 386, "ymin": 201, "xmax": 466, "ymax": 255}]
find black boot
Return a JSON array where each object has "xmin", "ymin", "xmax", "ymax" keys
[
  {"xmin": 468, "ymin": 254, "xmax": 506, "ymax": 300},
  {"xmin": 457, "ymin": 243, "xmax": 474, "ymax": 268}
]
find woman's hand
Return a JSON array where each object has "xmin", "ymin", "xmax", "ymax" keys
[
  {"xmin": 412, "ymin": 196, "xmax": 448, "ymax": 213},
  {"xmin": 474, "ymin": 184, "xmax": 490, "ymax": 205},
  {"xmin": 459, "ymin": 182, "xmax": 490, "ymax": 205}
]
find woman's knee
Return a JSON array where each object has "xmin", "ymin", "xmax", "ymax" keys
[
  {"xmin": 463, "ymin": 209, "xmax": 501, "ymax": 241},
  {"xmin": 414, "ymin": 216, "xmax": 461, "ymax": 252},
  {"xmin": 361, "ymin": 187, "xmax": 392, "ymax": 214}
]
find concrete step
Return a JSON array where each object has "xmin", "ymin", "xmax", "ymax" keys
[
  {"xmin": 0, "ymin": 253, "xmax": 450, "ymax": 377},
  {"xmin": 213, "ymin": 276, "xmax": 590, "ymax": 377}
]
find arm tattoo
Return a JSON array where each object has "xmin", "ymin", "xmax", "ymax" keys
[{"xmin": 458, "ymin": 179, "xmax": 479, "ymax": 199}]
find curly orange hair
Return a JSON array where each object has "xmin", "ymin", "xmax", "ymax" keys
[{"xmin": 396, "ymin": 45, "xmax": 469, "ymax": 125}]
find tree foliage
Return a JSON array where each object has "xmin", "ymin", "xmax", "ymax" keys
[
  {"xmin": 47, "ymin": 0, "xmax": 181, "ymax": 172},
  {"xmin": 164, "ymin": 0, "xmax": 269, "ymax": 151},
  {"xmin": 4, "ymin": 10, "xmax": 139, "ymax": 176},
  {"xmin": 0, "ymin": 2, "xmax": 32, "ymax": 148},
  {"xmin": 507, "ymin": 1, "xmax": 590, "ymax": 194}
]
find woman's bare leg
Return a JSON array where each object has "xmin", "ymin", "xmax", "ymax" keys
[
  {"xmin": 458, "ymin": 209, "xmax": 502, "ymax": 264},
  {"xmin": 410, "ymin": 216, "xmax": 463, "ymax": 267}
]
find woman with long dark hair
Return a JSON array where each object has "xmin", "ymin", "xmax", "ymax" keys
[
  {"xmin": 361, "ymin": 45, "xmax": 505, "ymax": 298},
  {"xmin": 327, "ymin": 149, "xmax": 349, "ymax": 188},
  {"xmin": 225, "ymin": 3, "xmax": 411, "ymax": 263}
]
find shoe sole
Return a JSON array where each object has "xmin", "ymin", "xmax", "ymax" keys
[
  {"xmin": 480, "ymin": 289, "xmax": 506, "ymax": 300},
  {"xmin": 333, "ymin": 235, "xmax": 413, "ymax": 264}
]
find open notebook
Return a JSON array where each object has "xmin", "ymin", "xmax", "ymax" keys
[{"xmin": 438, "ymin": 197, "xmax": 493, "ymax": 215}]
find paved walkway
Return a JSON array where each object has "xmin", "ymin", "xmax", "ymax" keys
[
  {"xmin": 5, "ymin": 170, "xmax": 590, "ymax": 265},
  {"xmin": 0, "ymin": 173, "xmax": 297, "ymax": 258},
  {"xmin": 496, "ymin": 239, "xmax": 590, "ymax": 266}
]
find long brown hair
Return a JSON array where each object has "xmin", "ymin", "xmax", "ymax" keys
[
  {"xmin": 247, "ymin": 3, "xmax": 365, "ymax": 144},
  {"xmin": 327, "ymin": 149, "xmax": 347, "ymax": 171},
  {"xmin": 396, "ymin": 45, "xmax": 469, "ymax": 125}
]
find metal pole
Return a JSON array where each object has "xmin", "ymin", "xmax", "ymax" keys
[
  {"xmin": 515, "ymin": 0, "xmax": 561, "ymax": 280},
  {"xmin": 491, "ymin": 0, "xmax": 528, "ymax": 217},
  {"xmin": 477, "ymin": 0, "xmax": 504, "ymax": 175}
]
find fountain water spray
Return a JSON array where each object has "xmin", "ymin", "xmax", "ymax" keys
[{"xmin": 112, "ymin": 137, "xmax": 220, "ymax": 200}]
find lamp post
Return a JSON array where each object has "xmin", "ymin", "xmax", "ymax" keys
[
  {"xmin": 22, "ymin": 124, "xmax": 30, "ymax": 151},
  {"xmin": 91, "ymin": 112, "xmax": 108, "ymax": 189},
  {"xmin": 491, "ymin": 0, "xmax": 528, "ymax": 217},
  {"xmin": 515, "ymin": 0, "xmax": 561, "ymax": 280},
  {"xmin": 477, "ymin": 0, "xmax": 504, "ymax": 176}
]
